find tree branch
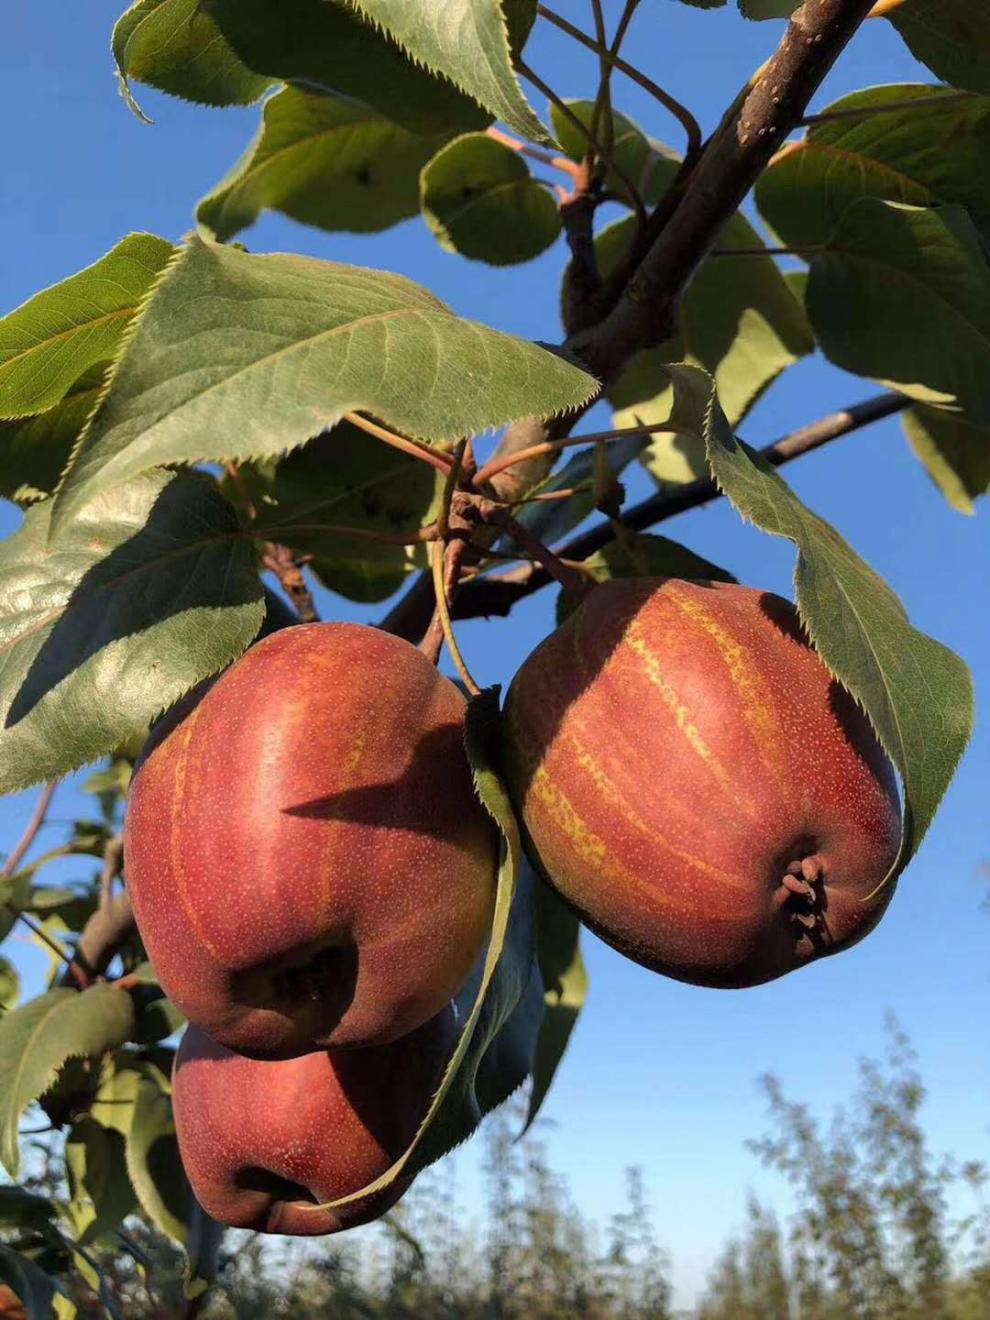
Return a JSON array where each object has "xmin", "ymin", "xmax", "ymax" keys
[
  {"xmin": 380, "ymin": 0, "xmax": 880, "ymax": 644},
  {"xmin": 59, "ymin": 891, "xmax": 136, "ymax": 987},
  {"xmin": 448, "ymin": 392, "xmax": 909, "ymax": 621},
  {"xmin": 1, "ymin": 781, "xmax": 58, "ymax": 880},
  {"xmin": 572, "ymin": 0, "xmax": 880, "ymax": 383},
  {"xmin": 537, "ymin": 4, "xmax": 702, "ymax": 158}
]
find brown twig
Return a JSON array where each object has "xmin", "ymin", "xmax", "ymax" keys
[
  {"xmin": 446, "ymin": 392, "xmax": 910, "ymax": 621},
  {"xmin": 486, "ymin": 508, "xmax": 590, "ymax": 601},
  {"xmin": 382, "ymin": 1, "xmax": 880, "ymax": 647},
  {"xmin": 572, "ymin": 0, "xmax": 881, "ymax": 383},
  {"xmin": 484, "ymin": 126, "xmax": 581, "ymax": 179},
  {"xmin": 589, "ymin": 0, "xmax": 613, "ymax": 176},
  {"xmin": 503, "ymin": 484, "xmax": 592, "ymax": 506},
  {"xmin": 1, "ymin": 781, "xmax": 58, "ymax": 880},
  {"xmin": 59, "ymin": 891, "xmax": 136, "ymax": 988},
  {"xmin": 261, "ymin": 543, "xmax": 320, "ymax": 624},
  {"xmin": 517, "ymin": 58, "xmax": 647, "ymax": 224},
  {"xmin": 538, "ymin": 4, "xmax": 703, "ymax": 158},
  {"xmin": 18, "ymin": 913, "xmax": 88, "ymax": 989},
  {"xmin": 344, "ymin": 411, "xmax": 455, "ymax": 476},
  {"xmin": 431, "ymin": 541, "xmax": 481, "ymax": 695},
  {"xmin": 473, "ymin": 420, "xmax": 672, "ymax": 488},
  {"xmin": 99, "ymin": 835, "xmax": 124, "ymax": 910}
]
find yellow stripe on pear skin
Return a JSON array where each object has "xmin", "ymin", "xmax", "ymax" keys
[
  {"xmin": 662, "ymin": 585, "xmax": 792, "ymax": 800},
  {"xmin": 342, "ymin": 725, "xmax": 369, "ymax": 775},
  {"xmin": 528, "ymin": 751, "xmax": 748, "ymax": 915},
  {"xmin": 623, "ymin": 617, "xmax": 759, "ymax": 817},
  {"xmin": 567, "ymin": 735, "xmax": 747, "ymax": 889},
  {"xmin": 168, "ymin": 701, "xmax": 227, "ymax": 963}
]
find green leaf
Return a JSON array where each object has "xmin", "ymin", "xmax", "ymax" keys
[
  {"xmin": 0, "ymin": 875, "xmax": 31, "ymax": 942},
  {"xmin": 325, "ymin": 688, "xmax": 542, "ymax": 1207},
  {"xmin": 0, "ymin": 985, "xmax": 136, "ymax": 1177},
  {"xmin": 0, "ymin": 958, "xmax": 19, "ymax": 1012},
  {"xmin": 25, "ymin": 888, "xmax": 97, "ymax": 936},
  {"xmin": 525, "ymin": 878, "xmax": 586, "ymax": 1130},
  {"xmin": 421, "ymin": 133, "xmax": 561, "ymax": 266},
  {"xmin": 412, "ymin": 690, "xmax": 542, "ymax": 1171},
  {"xmin": 112, "ymin": 0, "xmax": 271, "ymax": 113},
  {"xmin": 885, "ymin": 0, "xmax": 990, "ymax": 96},
  {"xmin": 0, "ymin": 1185, "xmax": 59, "ymax": 1233},
  {"xmin": 350, "ymin": 0, "xmax": 549, "ymax": 145},
  {"xmin": 89, "ymin": 1052, "xmax": 142, "ymax": 1137},
  {"xmin": 677, "ymin": 364, "xmax": 972, "ymax": 869},
  {"xmin": 902, "ymin": 406, "xmax": 990, "ymax": 514},
  {"xmin": 503, "ymin": 430, "xmax": 648, "ymax": 553},
  {"xmin": 204, "ymin": 0, "xmax": 487, "ymax": 136},
  {"xmin": 197, "ymin": 87, "xmax": 451, "ymax": 243},
  {"xmin": 0, "ymin": 1245, "xmax": 58, "ymax": 1320},
  {"xmin": 126, "ymin": 969, "xmax": 186, "ymax": 1046},
  {"xmin": 0, "ymin": 470, "xmax": 264, "ymax": 794},
  {"xmin": 0, "ymin": 235, "xmax": 174, "ymax": 420},
  {"xmin": 51, "ymin": 239, "xmax": 596, "ymax": 536},
  {"xmin": 0, "ymin": 365, "xmax": 109, "ymax": 505},
  {"xmin": 756, "ymin": 84, "xmax": 990, "ymax": 248},
  {"xmin": 66, "ymin": 1118, "xmax": 137, "ymax": 1244},
  {"xmin": 556, "ymin": 531, "xmax": 737, "ymax": 625},
  {"xmin": 125, "ymin": 1064, "xmax": 189, "ymax": 1242},
  {"xmin": 252, "ymin": 420, "xmax": 442, "ymax": 604},
  {"xmin": 600, "ymin": 211, "xmax": 812, "ymax": 472},
  {"xmin": 126, "ymin": 1057, "xmax": 224, "ymax": 1290},
  {"xmin": 550, "ymin": 101, "xmax": 680, "ymax": 206},
  {"xmin": 807, "ymin": 200, "xmax": 990, "ymax": 425}
]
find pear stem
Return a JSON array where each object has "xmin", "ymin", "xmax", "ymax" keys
[{"xmin": 431, "ymin": 542, "xmax": 481, "ymax": 696}]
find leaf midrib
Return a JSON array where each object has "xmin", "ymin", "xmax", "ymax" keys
[
  {"xmin": 70, "ymin": 303, "xmax": 457, "ymax": 489},
  {"xmin": 0, "ymin": 308, "xmax": 135, "ymax": 381}
]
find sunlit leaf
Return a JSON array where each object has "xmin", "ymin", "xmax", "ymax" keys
[
  {"xmin": 421, "ymin": 133, "xmax": 561, "ymax": 266},
  {"xmin": 204, "ymin": 0, "xmax": 486, "ymax": 136},
  {"xmin": 112, "ymin": 0, "xmax": 271, "ymax": 112},
  {"xmin": 807, "ymin": 200, "xmax": 990, "ymax": 425},
  {"xmin": 350, "ymin": 0, "xmax": 549, "ymax": 144},
  {"xmin": 902, "ymin": 406, "xmax": 990, "ymax": 514},
  {"xmin": 670, "ymin": 365, "xmax": 973, "ymax": 867},
  {"xmin": 0, "ymin": 235, "xmax": 173, "ymax": 420},
  {"xmin": 757, "ymin": 84, "xmax": 990, "ymax": 248},
  {"xmin": 51, "ymin": 239, "xmax": 596, "ymax": 537},
  {"xmin": 198, "ymin": 88, "xmax": 451, "ymax": 243},
  {"xmin": 0, "ymin": 985, "xmax": 136, "ymax": 1177}
]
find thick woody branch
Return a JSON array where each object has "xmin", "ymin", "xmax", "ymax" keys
[
  {"xmin": 59, "ymin": 890, "xmax": 136, "ymax": 986},
  {"xmin": 381, "ymin": 1, "xmax": 879, "ymax": 645},
  {"xmin": 572, "ymin": 0, "xmax": 879, "ymax": 383}
]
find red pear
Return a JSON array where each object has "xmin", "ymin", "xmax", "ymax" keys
[
  {"xmin": 172, "ymin": 1008, "xmax": 454, "ymax": 1235},
  {"xmin": 502, "ymin": 579, "xmax": 901, "ymax": 988},
  {"xmin": 125, "ymin": 623, "xmax": 497, "ymax": 1057}
]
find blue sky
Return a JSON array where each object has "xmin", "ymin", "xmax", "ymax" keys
[{"xmin": 3, "ymin": 0, "xmax": 989, "ymax": 1305}]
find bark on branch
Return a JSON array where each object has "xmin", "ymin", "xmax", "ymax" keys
[
  {"xmin": 382, "ymin": 0, "xmax": 880, "ymax": 644},
  {"xmin": 448, "ymin": 392, "xmax": 909, "ymax": 622}
]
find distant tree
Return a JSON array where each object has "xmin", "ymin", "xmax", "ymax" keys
[{"xmin": 698, "ymin": 1018, "xmax": 990, "ymax": 1320}]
